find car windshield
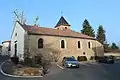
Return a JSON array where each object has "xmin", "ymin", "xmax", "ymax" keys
[{"xmin": 66, "ymin": 58, "xmax": 77, "ymax": 61}]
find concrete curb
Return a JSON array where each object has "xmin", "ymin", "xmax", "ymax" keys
[
  {"xmin": 0, "ymin": 60, "xmax": 43, "ymax": 78},
  {"xmin": 56, "ymin": 63, "xmax": 64, "ymax": 69},
  {"xmin": 79, "ymin": 60, "xmax": 96, "ymax": 63}
]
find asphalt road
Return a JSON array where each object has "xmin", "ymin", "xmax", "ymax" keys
[
  {"xmin": 42, "ymin": 62, "xmax": 120, "ymax": 80},
  {"xmin": 0, "ymin": 56, "xmax": 120, "ymax": 80}
]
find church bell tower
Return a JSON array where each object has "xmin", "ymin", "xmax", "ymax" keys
[{"xmin": 55, "ymin": 16, "xmax": 71, "ymax": 30}]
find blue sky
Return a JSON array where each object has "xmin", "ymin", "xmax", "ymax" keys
[{"xmin": 0, "ymin": 0, "xmax": 120, "ymax": 45}]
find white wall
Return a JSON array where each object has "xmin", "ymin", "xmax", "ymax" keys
[
  {"xmin": 11, "ymin": 22, "xmax": 25, "ymax": 61},
  {"xmin": 2, "ymin": 42, "xmax": 9, "ymax": 55}
]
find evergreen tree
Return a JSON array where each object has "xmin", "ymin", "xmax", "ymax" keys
[
  {"xmin": 81, "ymin": 19, "xmax": 95, "ymax": 37},
  {"xmin": 104, "ymin": 41, "xmax": 111, "ymax": 52},
  {"xmin": 96, "ymin": 25, "xmax": 106, "ymax": 44},
  {"xmin": 111, "ymin": 43, "xmax": 119, "ymax": 50}
]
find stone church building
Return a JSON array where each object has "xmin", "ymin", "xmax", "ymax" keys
[{"xmin": 11, "ymin": 16, "xmax": 104, "ymax": 61}]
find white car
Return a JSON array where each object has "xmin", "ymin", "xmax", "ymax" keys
[{"xmin": 62, "ymin": 57, "xmax": 79, "ymax": 68}]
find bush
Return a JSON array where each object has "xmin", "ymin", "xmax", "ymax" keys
[
  {"xmin": 72, "ymin": 56, "xmax": 75, "ymax": 59},
  {"xmin": 77, "ymin": 56, "xmax": 87, "ymax": 61},
  {"xmin": 11, "ymin": 57, "xmax": 19, "ymax": 64},
  {"xmin": 35, "ymin": 56, "xmax": 42, "ymax": 65},
  {"xmin": 90, "ymin": 56, "xmax": 95, "ymax": 60},
  {"xmin": 41, "ymin": 58, "xmax": 52, "ymax": 74},
  {"xmin": 94, "ymin": 56, "xmax": 99, "ymax": 60},
  {"xmin": 109, "ymin": 55, "xmax": 115, "ymax": 59}
]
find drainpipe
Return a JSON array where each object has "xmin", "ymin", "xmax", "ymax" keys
[{"xmin": 95, "ymin": 40, "xmax": 97, "ymax": 61}]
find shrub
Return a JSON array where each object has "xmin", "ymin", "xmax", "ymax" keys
[
  {"xmin": 42, "ymin": 60, "xmax": 51, "ymax": 74},
  {"xmin": 72, "ymin": 56, "xmax": 75, "ymax": 59},
  {"xmin": 90, "ymin": 56, "xmax": 95, "ymax": 60},
  {"xmin": 77, "ymin": 56, "xmax": 87, "ymax": 61},
  {"xmin": 109, "ymin": 55, "xmax": 115, "ymax": 59},
  {"xmin": 11, "ymin": 57, "xmax": 19, "ymax": 64},
  {"xmin": 94, "ymin": 56, "xmax": 99, "ymax": 60},
  {"xmin": 35, "ymin": 56, "xmax": 42, "ymax": 65},
  {"xmin": 40, "ymin": 52, "xmax": 52, "ymax": 74},
  {"xmin": 27, "ymin": 43, "xmax": 61, "ymax": 74},
  {"xmin": 41, "ymin": 57, "xmax": 52, "ymax": 74}
]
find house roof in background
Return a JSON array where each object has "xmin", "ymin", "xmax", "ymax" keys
[{"xmin": 2, "ymin": 40, "xmax": 11, "ymax": 44}]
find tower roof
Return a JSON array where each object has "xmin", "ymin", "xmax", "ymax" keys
[{"xmin": 55, "ymin": 16, "xmax": 71, "ymax": 28}]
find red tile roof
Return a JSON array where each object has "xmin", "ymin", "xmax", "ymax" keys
[{"xmin": 17, "ymin": 21, "xmax": 95, "ymax": 40}]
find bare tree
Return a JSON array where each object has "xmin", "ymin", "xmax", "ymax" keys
[
  {"xmin": 13, "ymin": 9, "xmax": 27, "ymax": 24},
  {"xmin": 35, "ymin": 44, "xmax": 61, "ymax": 74},
  {"xmin": 24, "ymin": 42, "xmax": 61, "ymax": 74}
]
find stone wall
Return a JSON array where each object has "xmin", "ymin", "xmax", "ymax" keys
[{"xmin": 25, "ymin": 34, "xmax": 104, "ymax": 61}]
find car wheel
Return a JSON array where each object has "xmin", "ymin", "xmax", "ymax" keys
[
  {"xmin": 77, "ymin": 65, "xmax": 79, "ymax": 68},
  {"xmin": 64, "ymin": 64, "xmax": 68, "ymax": 68}
]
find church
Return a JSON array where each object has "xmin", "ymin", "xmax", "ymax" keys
[{"xmin": 11, "ymin": 16, "xmax": 104, "ymax": 61}]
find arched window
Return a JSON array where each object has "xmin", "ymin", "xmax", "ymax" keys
[
  {"xmin": 88, "ymin": 41, "xmax": 91, "ymax": 49},
  {"xmin": 78, "ymin": 41, "xmax": 81, "ymax": 48},
  {"xmin": 61, "ymin": 40, "xmax": 65, "ymax": 49},
  {"xmin": 38, "ymin": 38, "xmax": 43, "ymax": 48}
]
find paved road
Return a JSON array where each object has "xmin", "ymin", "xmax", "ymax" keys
[
  {"xmin": 1, "ymin": 56, "xmax": 120, "ymax": 80},
  {"xmin": 41, "ymin": 62, "xmax": 120, "ymax": 80}
]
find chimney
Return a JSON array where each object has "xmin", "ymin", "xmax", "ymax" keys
[
  {"xmin": 33, "ymin": 24, "xmax": 38, "ymax": 32},
  {"xmin": 33, "ymin": 24, "xmax": 38, "ymax": 28}
]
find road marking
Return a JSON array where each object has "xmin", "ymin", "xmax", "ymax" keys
[
  {"xmin": 0, "ymin": 60, "xmax": 43, "ymax": 78},
  {"xmin": 56, "ymin": 63, "xmax": 64, "ymax": 69}
]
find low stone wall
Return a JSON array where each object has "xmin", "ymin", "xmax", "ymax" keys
[
  {"xmin": 104, "ymin": 53, "xmax": 120, "ymax": 56},
  {"xmin": 104, "ymin": 53, "xmax": 120, "ymax": 59}
]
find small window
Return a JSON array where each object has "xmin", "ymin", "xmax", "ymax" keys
[
  {"xmin": 88, "ymin": 42, "xmax": 91, "ymax": 49},
  {"xmin": 61, "ymin": 40, "xmax": 65, "ymax": 49},
  {"xmin": 65, "ymin": 27, "xmax": 67, "ymax": 29},
  {"xmin": 78, "ymin": 41, "xmax": 81, "ymax": 48},
  {"xmin": 38, "ymin": 38, "xmax": 43, "ymax": 48},
  {"xmin": 83, "ymin": 52, "xmax": 85, "ymax": 55},
  {"xmin": 15, "ymin": 33, "xmax": 17, "ymax": 36}
]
